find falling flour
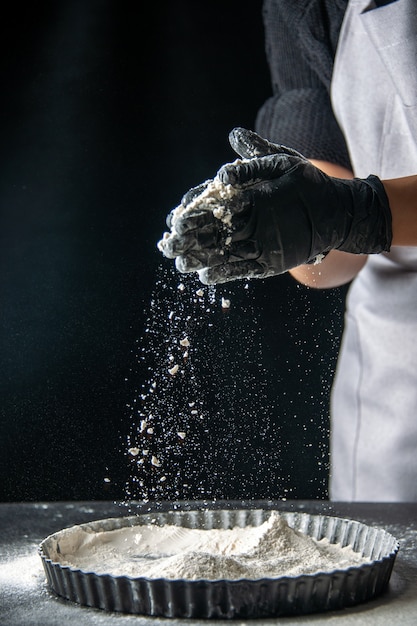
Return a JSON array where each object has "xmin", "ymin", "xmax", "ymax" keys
[{"xmin": 50, "ymin": 512, "xmax": 368, "ymax": 580}]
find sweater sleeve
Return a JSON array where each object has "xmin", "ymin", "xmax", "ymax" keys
[{"xmin": 255, "ymin": 0, "xmax": 351, "ymax": 170}]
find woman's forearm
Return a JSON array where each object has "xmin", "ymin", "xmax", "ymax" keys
[
  {"xmin": 289, "ymin": 250, "xmax": 368, "ymax": 289},
  {"xmin": 383, "ymin": 175, "xmax": 417, "ymax": 246}
]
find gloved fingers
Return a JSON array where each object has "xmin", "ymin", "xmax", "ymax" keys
[
  {"xmin": 166, "ymin": 181, "xmax": 212, "ymax": 228},
  {"xmin": 175, "ymin": 246, "xmax": 230, "ymax": 273},
  {"xmin": 159, "ymin": 219, "xmax": 222, "ymax": 258},
  {"xmin": 197, "ymin": 259, "xmax": 267, "ymax": 285},
  {"xmin": 173, "ymin": 232, "xmax": 263, "ymax": 272},
  {"xmin": 229, "ymin": 127, "xmax": 306, "ymax": 160},
  {"xmin": 181, "ymin": 180, "xmax": 211, "ymax": 208},
  {"xmin": 217, "ymin": 153, "xmax": 301, "ymax": 186},
  {"xmin": 171, "ymin": 207, "xmax": 219, "ymax": 236},
  {"xmin": 169, "ymin": 185, "xmax": 255, "ymax": 238},
  {"xmin": 166, "ymin": 210, "xmax": 175, "ymax": 229},
  {"xmin": 229, "ymin": 127, "xmax": 282, "ymax": 158}
]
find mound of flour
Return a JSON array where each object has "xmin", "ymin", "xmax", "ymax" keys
[{"xmin": 51, "ymin": 512, "xmax": 368, "ymax": 579}]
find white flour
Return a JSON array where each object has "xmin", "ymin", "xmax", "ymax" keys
[
  {"xmin": 157, "ymin": 174, "xmax": 239, "ymax": 256},
  {"xmin": 51, "ymin": 512, "xmax": 368, "ymax": 579}
]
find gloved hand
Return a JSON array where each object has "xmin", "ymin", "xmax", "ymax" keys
[{"xmin": 158, "ymin": 127, "xmax": 392, "ymax": 285}]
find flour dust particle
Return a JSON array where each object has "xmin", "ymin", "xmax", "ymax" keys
[
  {"xmin": 121, "ymin": 263, "xmax": 288, "ymax": 503},
  {"xmin": 122, "ymin": 260, "xmax": 340, "ymax": 503}
]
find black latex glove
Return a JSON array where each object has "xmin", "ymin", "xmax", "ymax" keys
[{"xmin": 158, "ymin": 128, "xmax": 392, "ymax": 285}]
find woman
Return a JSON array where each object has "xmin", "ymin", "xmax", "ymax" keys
[{"xmin": 159, "ymin": 0, "xmax": 417, "ymax": 501}]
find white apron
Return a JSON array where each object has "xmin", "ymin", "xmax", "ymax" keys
[{"xmin": 330, "ymin": 0, "xmax": 417, "ymax": 501}]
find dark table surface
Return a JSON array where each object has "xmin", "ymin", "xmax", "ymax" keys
[{"xmin": 1, "ymin": 500, "xmax": 417, "ymax": 625}]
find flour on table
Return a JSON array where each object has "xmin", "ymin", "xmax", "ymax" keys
[{"xmin": 50, "ymin": 512, "xmax": 368, "ymax": 580}]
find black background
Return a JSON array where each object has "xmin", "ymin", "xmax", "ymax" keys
[{"xmin": 0, "ymin": 1, "xmax": 346, "ymax": 503}]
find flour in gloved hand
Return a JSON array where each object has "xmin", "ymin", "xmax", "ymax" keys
[
  {"xmin": 158, "ymin": 127, "xmax": 392, "ymax": 285},
  {"xmin": 158, "ymin": 174, "xmax": 241, "ymax": 277}
]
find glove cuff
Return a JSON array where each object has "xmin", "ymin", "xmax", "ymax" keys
[{"xmin": 338, "ymin": 175, "xmax": 393, "ymax": 255}]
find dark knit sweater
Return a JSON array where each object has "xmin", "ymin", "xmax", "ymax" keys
[{"xmin": 255, "ymin": 0, "xmax": 351, "ymax": 170}]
